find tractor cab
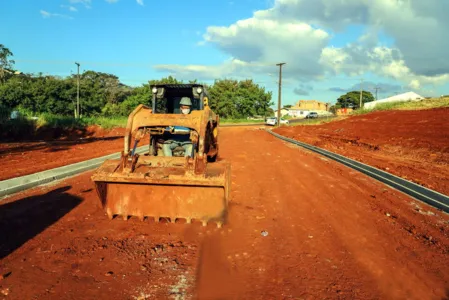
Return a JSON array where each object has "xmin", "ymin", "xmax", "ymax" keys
[
  {"xmin": 150, "ymin": 84, "xmax": 208, "ymax": 114},
  {"xmin": 148, "ymin": 84, "xmax": 210, "ymax": 157}
]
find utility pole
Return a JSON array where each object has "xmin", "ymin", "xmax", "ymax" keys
[
  {"xmin": 75, "ymin": 62, "xmax": 80, "ymax": 118},
  {"xmin": 359, "ymin": 78, "xmax": 363, "ymax": 109},
  {"xmin": 276, "ymin": 62, "xmax": 286, "ymax": 127},
  {"xmin": 374, "ymin": 86, "xmax": 381, "ymax": 100}
]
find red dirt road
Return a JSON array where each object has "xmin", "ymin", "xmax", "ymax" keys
[
  {"xmin": 1, "ymin": 127, "xmax": 449, "ymax": 299},
  {"xmin": 0, "ymin": 126, "xmax": 149, "ymax": 181},
  {"xmin": 274, "ymin": 108, "xmax": 449, "ymax": 196}
]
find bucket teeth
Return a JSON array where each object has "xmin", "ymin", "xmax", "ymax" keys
[
  {"xmin": 92, "ymin": 157, "xmax": 230, "ymax": 229},
  {"xmin": 101, "ymin": 212, "xmax": 225, "ymax": 228}
]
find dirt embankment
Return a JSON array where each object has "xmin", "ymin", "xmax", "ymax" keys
[
  {"xmin": 0, "ymin": 126, "xmax": 148, "ymax": 181},
  {"xmin": 1, "ymin": 127, "xmax": 449, "ymax": 299},
  {"xmin": 274, "ymin": 108, "xmax": 449, "ymax": 195}
]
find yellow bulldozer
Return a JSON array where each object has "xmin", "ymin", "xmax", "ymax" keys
[{"xmin": 91, "ymin": 84, "xmax": 231, "ymax": 227}]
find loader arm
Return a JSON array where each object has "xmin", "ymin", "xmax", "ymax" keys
[{"xmin": 91, "ymin": 99, "xmax": 230, "ymax": 227}]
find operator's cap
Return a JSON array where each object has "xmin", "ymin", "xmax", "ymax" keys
[{"xmin": 180, "ymin": 97, "xmax": 192, "ymax": 106}]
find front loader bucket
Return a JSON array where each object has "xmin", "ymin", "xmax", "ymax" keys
[{"xmin": 91, "ymin": 157, "xmax": 231, "ymax": 227}]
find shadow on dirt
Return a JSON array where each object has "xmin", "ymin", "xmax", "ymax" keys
[
  {"xmin": 0, "ymin": 186, "xmax": 83, "ymax": 259},
  {"xmin": 0, "ymin": 119, "xmax": 123, "ymax": 143},
  {"xmin": 0, "ymin": 136, "xmax": 121, "ymax": 157}
]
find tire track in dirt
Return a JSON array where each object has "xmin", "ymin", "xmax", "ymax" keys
[
  {"xmin": 195, "ymin": 127, "xmax": 449, "ymax": 299},
  {"xmin": 1, "ymin": 127, "xmax": 448, "ymax": 299}
]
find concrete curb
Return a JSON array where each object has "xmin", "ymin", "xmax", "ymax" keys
[
  {"xmin": 267, "ymin": 129, "xmax": 449, "ymax": 214},
  {"xmin": 0, "ymin": 145, "xmax": 148, "ymax": 199}
]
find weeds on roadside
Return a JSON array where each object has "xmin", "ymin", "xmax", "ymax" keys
[
  {"xmin": 220, "ymin": 118, "xmax": 264, "ymax": 124},
  {"xmin": 288, "ymin": 116, "xmax": 345, "ymax": 126},
  {"xmin": 353, "ymin": 97, "xmax": 449, "ymax": 115}
]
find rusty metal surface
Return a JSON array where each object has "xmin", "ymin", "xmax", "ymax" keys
[
  {"xmin": 91, "ymin": 159, "xmax": 230, "ymax": 188},
  {"xmin": 91, "ymin": 158, "xmax": 231, "ymax": 226},
  {"xmin": 94, "ymin": 182, "xmax": 227, "ymax": 226},
  {"xmin": 91, "ymin": 94, "xmax": 229, "ymax": 227}
]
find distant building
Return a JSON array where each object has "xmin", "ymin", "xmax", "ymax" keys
[
  {"xmin": 336, "ymin": 108, "xmax": 353, "ymax": 115},
  {"xmin": 274, "ymin": 108, "xmax": 289, "ymax": 118},
  {"xmin": 292, "ymin": 100, "xmax": 329, "ymax": 111},
  {"xmin": 286, "ymin": 100, "xmax": 330, "ymax": 118},
  {"xmin": 286, "ymin": 109, "xmax": 310, "ymax": 118}
]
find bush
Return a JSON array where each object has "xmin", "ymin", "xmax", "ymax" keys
[
  {"xmin": 0, "ymin": 104, "xmax": 11, "ymax": 122},
  {"xmin": 0, "ymin": 118, "xmax": 37, "ymax": 140}
]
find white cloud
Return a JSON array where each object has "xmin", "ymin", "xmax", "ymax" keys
[
  {"xmin": 153, "ymin": 0, "xmax": 449, "ymax": 91},
  {"xmin": 321, "ymin": 43, "xmax": 449, "ymax": 89},
  {"xmin": 136, "ymin": 0, "xmax": 144, "ymax": 6},
  {"xmin": 40, "ymin": 10, "xmax": 73, "ymax": 19},
  {"xmin": 40, "ymin": 10, "xmax": 51, "ymax": 18},
  {"xmin": 69, "ymin": 0, "xmax": 91, "ymax": 8},
  {"xmin": 61, "ymin": 5, "xmax": 78, "ymax": 12},
  {"xmin": 293, "ymin": 83, "xmax": 313, "ymax": 96},
  {"xmin": 155, "ymin": 59, "xmax": 263, "ymax": 81}
]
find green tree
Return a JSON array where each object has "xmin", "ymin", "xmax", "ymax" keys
[
  {"xmin": 148, "ymin": 75, "xmax": 183, "ymax": 86},
  {"xmin": 336, "ymin": 91, "xmax": 374, "ymax": 109},
  {"xmin": 116, "ymin": 84, "xmax": 152, "ymax": 116},
  {"xmin": 0, "ymin": 44, "xmax": 15, "ymax": 82},
  {"xmin": 329, "ymin": 103, "xmax": 341, "ymax": 114},
  {"xmin": 208, "ymin": 79, "xmax": 272, "ymax": 118}
]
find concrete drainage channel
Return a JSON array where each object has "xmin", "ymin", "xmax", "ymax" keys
[
  {"xmin": 2, "ymin": 129, "xmax": 449, "ymax": 215},
  {"xmin": 266, "ymin": 129, "xmax": 449, "ymax": 214},
  {"xmin": 0, "ymin": 145, "xmax": 148, "ymax": 199}
]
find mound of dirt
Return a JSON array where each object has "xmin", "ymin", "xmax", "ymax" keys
[
  {"xmin": 0, "ymin": 126, "xmax": 147, "ymax": 181},
  {"xmin": 274, "ymin": 107, "xmax": 449, "ymax": 195}
]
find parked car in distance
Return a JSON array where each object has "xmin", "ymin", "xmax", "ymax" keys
[
  {"xmin": 265, "ymin": 117, "xmax": 289, "ymax": 126},
  {"xmin": 266, "ymin": 117, "xmax": 277, "ymax": 125},
  {"xmin": 280, "ymin": 118, "xmax": 289, "ymax": 125},
  {"xmin": 306, "ymin": 112, "xmax": 318, "ymax": 119}
]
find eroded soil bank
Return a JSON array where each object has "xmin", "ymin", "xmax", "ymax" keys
[{"xmin": 275, "ymin": 108, "xmax": 449, "ymax": 196}]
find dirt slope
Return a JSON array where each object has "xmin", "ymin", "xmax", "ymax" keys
[
  {"xmin": 274, "ymin": 108, "xmax": 449, "ymax": 195},
  {"xmin": 0, "ymin": 126, "xmax": 149, "ymax": 181},
  {"xmin": 0, "ymin": 127, "xmax": 448, "ymax": 299}
]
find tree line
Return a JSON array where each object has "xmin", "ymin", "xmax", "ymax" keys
[
  {"xmin": 0, "ymin": 45, "xmax": 273, "ymax": 120},
  {"xmin": 330, "ymin": 90, "xmax": 375, "ymax": 112}
]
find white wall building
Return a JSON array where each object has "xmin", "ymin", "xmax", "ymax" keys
[
  {"xmin": 274, "ymin": 108, "xmax": 290, "ymax": 118},
  {"xmin": 364, "ymin": 92, "xmax": 424, "ymax": 109},
  {"xmin": 287, "ymin": 109, "xmax": 310, "ymax": 118}
]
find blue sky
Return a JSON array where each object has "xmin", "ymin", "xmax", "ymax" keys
[{"xmin": 1, "ymin": 0, "xmax": 448, "ymax": 107}]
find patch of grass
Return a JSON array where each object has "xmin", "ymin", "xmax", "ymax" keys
[
  {"xmin": 82, "ymin": 116, "xmax": 128, "ymax": 129},
  {"xmin": 354, "ymin": 97, "xmax": 449, "ymax": 115},
  {"xmin": 37, "ymin": 113, "xmax": 84, "ymax": 129},
  {"xmin": 289, "ymin": 116, "xmax": 345, "ymax": 126},
  {"xmin": 0, "ymin": 113, "xmax": 128, "ymax": 140},
  {"xmin": 220, "ymin": 118, "xmax": 264, "ymax": 124},
  {"xmin": 34, "ymin": 114, "xmax": 128, "ymax": 129}
]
